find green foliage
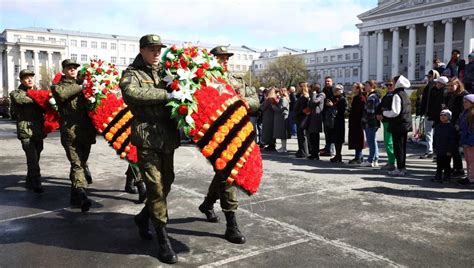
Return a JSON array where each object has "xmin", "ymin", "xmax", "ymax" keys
[{"xmin": 253, "ymin": 55, "xmax": 308, "ymax": 88}]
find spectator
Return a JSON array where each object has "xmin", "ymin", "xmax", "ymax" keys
[
  {"xmin": 443, "ymin": 49, "xmax": 465, "ymax": 81},
  {"xmin": 383, "ymin": 75, "xmax": 412, "ymax": 176},
  {"xmin": 288, "ymin": 86, "xmax": 298, "ymax": 137},
  {"xmin": 348, "ymin": 82, "xmax": 366, "ymax": 164},
  {"xmin": 463, "ymin": 53, "xmax": 474, "ymax": 93},
  {"xmin": 256, "ymin": 87, "xmax": 265, "ymax": 146},
  {"xmin": 320, "ymin": 76, "xmax": 335, "ymax": 156},
  {"xmin": 432, "ymin": 109, "xmax": 457, "ymax": 183},
  {"xmin": 294, "ymin": 82, "xmax": 310, "ymax": 158},
  {"xmin": 273, "ymin": 88, "xmax": 290, "ymax": 153},
  {"xmin": 327, "ymin": 84, "xmax": 347, "ymax": 163},
  {"xmin": 261, "ymin": 88, "xmax": 276, "ymax": 151},
  {"xmin": 361, "ymin": 80, "xmax": 381, "ymax": 167},
  {"xmin": 307, "ymin": 83, "xmax": 325, "ymax": 160},
  {"xmin": 433, "ymin": 58, "xmax": 446, "ymax": 75},
  {"xmin": 457, "ymin": 94, "xmax": 474, "ymax": 185},
  {"xmin": 376, "ymin": 80, "xmax": 396, "ymax": 171}
]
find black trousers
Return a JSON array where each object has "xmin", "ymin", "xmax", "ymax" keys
[
  {"xmin": 308, "ymin": 132, "xmax": 320, "ymax": 157},
  {"xmin": 391, "ymin": 131, "xmax": 407, "ymax": 170},
  {"xmin": 452, "ymin": 146, "xmax": 463, "ymax": 170},
  {"xmin": 296, "ymin": 128, "xmax": 308, "ymax": 156},
  {"xmin": 436, "ymin": 154, "xmax": 452, "ymax": 178}
]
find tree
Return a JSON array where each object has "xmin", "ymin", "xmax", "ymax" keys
[
  {"xmin": 38, "ymin": 66, "xmax": 53, "ymax": 89},
  {"xmin": 256, "ymin": 55, "xmax": 308, "ymax": 88}
]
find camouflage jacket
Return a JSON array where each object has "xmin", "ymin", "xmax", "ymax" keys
[
  {"xmin": 119, "ymin": 54, "xmax": 180, "ymax": 151},
  {"xmin": 226, "ymin": 73, "xmax": 260, "ymax": 115},
  {"xmin": 51, "ymin": 77, "xmax": 96, "ymax": 145},
  {"xmin": 9, "ymin": 84, "xmax": 45, "ymax": 140}
]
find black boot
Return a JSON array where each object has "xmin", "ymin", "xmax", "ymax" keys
[
  {"xmin": 70, "ymin": 187, "xmax": 81, "ymax": 207},
  {"xmin": 198, "ymin": 198, "xmax": 219, "ymax": 222},
  {"xmin": 136, "ymin": 181, "xmax": 147, "ymax": 203},
  {"xmin": 77, "ymin": 188, "xmax": 92, "ymax": 212},
  {"xmin": 224, "ymin": 212, "xmax": 246, "ymax": 244},
  {"xmin": 31, "ymin": 176, "xmax": 43, "ymax": 193},
  {"xmin": 155, "ymin": 226, "xmax": 178, "ymax": 264},
  {"xmin": 25, "ymin": 177, "xmax": 33, "ymax": 189},
  {"xmin": 125, "ymin": 175, "xmax": 137, "ymax": 194},
  {"xmin": 134, "ymin": 207, "xmax": 153, "ymax": 240},
  {"xmin": 85, "ymin": 167, "xmax": 93, "ymax": 185}
]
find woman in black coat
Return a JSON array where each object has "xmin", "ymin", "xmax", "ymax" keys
[
  {"xmin": 326, "ymin": 85, "xmax": 347, "ymax": 163},
  {"xmin": 347, "ymin": 83, "xmax": 366, "ymax": 164}
]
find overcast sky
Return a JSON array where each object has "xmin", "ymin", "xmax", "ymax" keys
[{"xmin": 0, "ymin": 0, "xmax": 377, "ymax": 51}]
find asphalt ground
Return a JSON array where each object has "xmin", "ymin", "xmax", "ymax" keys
[{"xmin": 0, "ymin": 118, "xmax": 473, "ymax": 267}]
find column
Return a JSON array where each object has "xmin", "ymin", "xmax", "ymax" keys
[
  {"xmin": 424, "ymin": 22, "xmax": 434, "ymax": 75},
  {"xmin": 463, "ymin": 16, "xmax": 474, "ymax": 60},
  {"xmin": 6, "ymin": 47, "xmax": 15, "ymax": 92},
  {"xmin": 19, "ymin": 49, "xmax": 26, "ymax": 70},
  {"xmin": 60, "ymin": 52, "xmax": 65, "ymax": 63},
  {"xmin": 33, "ymin": 50, "xmax": 39, "ymax": 84},
  {"xmin": 47, "ymin": 51, "xmax": 53, "ymax": 70},
  {"xmin": 361, "ymin": 32, "xmax": 370, "ymax": 82},
  {"xmin": 443, "ymin": 18, "xmax": 453, "ymax": 63},
  {"xmin": 407, "ymin": 24, "xmax": 416, "ymax": 81},
  {"xmin": 0, "ymin": 49, "xmax": 3, "ymax": 96},
  {"xmin": 376, "ymin": 30, "xmax": 384, "ymax": 82},
  {"xmin": 390, "ymin": 27, "xmax": 400, "ymax": 77}
]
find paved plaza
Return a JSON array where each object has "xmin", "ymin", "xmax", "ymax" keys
[{"xmin": 0, "ymin": 118, "xmax": 473, "ymax": 267}]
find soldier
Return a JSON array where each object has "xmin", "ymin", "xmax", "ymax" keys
[
  {"xmin": 51, "ymin": 59, "xmax": 96, "ymax": 212},
  {"xmin": 10, "ymin": 69, "xmax": 46, "ymax": 193},
  {"xmin": 120, "ymin": 34, "xmax": 180, "ymax": 264},
  {"xmin": 196, "ymin": 46, "xmax": 260, "ymax": 244}
]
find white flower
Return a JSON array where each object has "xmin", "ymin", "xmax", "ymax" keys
[
  {"xmin": 89, "ymin": 97, "xmax": 96, "ymax": 103},
  {"xmin": 166, "ymin": 52, "xmax": 176, "ymax": 60},
  {"xmin": 163, "ymin": 69, "xmax": 176, "ymax": 85},
  {"xmin": 185, "ymin": 115, "xmax": 194, "ymax": 124},
  {"xmin": 177, "ymin": 68, "xmax": 196, "ymax": 81},
  {"xmin": 193, "ymin": 55, "xmax": 206, "ymax": 65},
  {"xmin": 209, "ymin": 57, "xmax": 220, "ymax": 69},
  {"xmin": 167, "ymin": 90, "xmax": 184, "ymax": 101},
  {"xmin": 48, "ymin": 97, "xmax": 56, "ymax": 105}
]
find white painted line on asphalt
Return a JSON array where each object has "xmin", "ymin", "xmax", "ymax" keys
[
  {"xmin": 198, "ymin": 238, "xmax": 314, "ymax": 267},
  {"xmin": 173, "ymin": 184, "xmax": 404, "ymax": 267}
]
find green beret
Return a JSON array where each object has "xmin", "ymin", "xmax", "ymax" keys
[
  {"xmin": 19, "ymin": 69, "xmax": 35, "ymax": 79},
  {"xmin": 210, "ymin": 46, "xmax": 234, "ymax": 57},
  {"xmin": 61, "ymin": 59, "xmax": 80, "ymax": 69},
  {"xmin": 139, "ymin": 34, "xmax": 167, "ymax": 48}
]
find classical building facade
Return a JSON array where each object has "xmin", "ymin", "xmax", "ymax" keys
[
  {"xmin": 357, "ymin": 0, "xmax": 474, "ymax": 82},
  {"xmin": 0, "ymin": 27, "xmax": 259, "ymax": 97}
]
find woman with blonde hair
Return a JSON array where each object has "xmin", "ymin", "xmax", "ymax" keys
[
  {"xmin": 273, "ymin": 87, "xmax": 290, "ymax": 152},
  {"xmin": 261, "ymin": 88, "xmax": 277, "ymax": 151},
  {"xmin": 348, "ymin": 82, "xmax": 366, "ymax": 164}
]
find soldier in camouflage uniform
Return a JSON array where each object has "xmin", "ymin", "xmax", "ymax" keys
[
  {"xmin": 120, "ymin": 34, "xmax": 180, "ymax": 264},
  {"xmin": 51, "ymin": 59, "xmax": 96, "ymax": 212},
  {"xmin": 197, "ymin": 46, "xmax": 260, "ymax": 244},
  {"xmin": 10, "ymin": 69, "xmax": 46, "ymax": 193}
]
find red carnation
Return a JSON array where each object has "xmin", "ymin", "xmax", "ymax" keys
[
  {"xmin": 201, "ymin": 62, "xmax": 210, "ymax": 70},
  {"xmin": 170, "ymin": 80, "xmax": 180, "ymax": 91},
  {"xmin": 170, "ymin": 45, "xmax": 177, "ymax": 52},
  {"xmin": 105, "ymin": 80, "xmax": 110, "ymax": 85},
  {"xmin": 165, "ymin": 61, "xmax": 172, "ymax": 69},
  {"xmin": 188, "ymin": 128, "xmax": 197, "ymax": 137},
  {"xmin": 180, "ymin": 58, "xmax": 188, "ymax": 69},
  {"xmin": 196, "ymin": 68, "xmax": 205, "ymax": 79},
  {"xmin": 107, "ymin": 69, "xmax": 112, "ymax": 74},
  {"xmin": 102, "ymin": 89, "xmax": 108, "ymax": 94},
  {"xmin": 178, "ymin": 104, "xmax": 188, "ymax": 115}
]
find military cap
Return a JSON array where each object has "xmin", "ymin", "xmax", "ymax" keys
[
  {"xmin": 139, "ymin": 34, "xmax": 167, "ymax": 48},
  {"xmin": 61, "ymin": 59, "xmax": 80, "ymax": 69},
  {"xmin": 19, "ymin": 69, "xmax": 35, "ymax": 79},
  {"xmin": 210, "ymin": 46, "xmax": 234, "ymax": 57}
]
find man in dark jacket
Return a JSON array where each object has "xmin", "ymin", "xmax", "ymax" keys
[
  {"xmin": 51, "ymin": 59, "xmax": 96, "ymax": 211},
  {"xmin": 120, "ymin": 34, "xmax": 180, "ymax": 264},
  {"xmin": 10, "ymin": 69, "xmax": 45, "ymax": 193},
  {"xmin": 320, "ymin": 76, "xmax": 335, "ymax": 156},
  {"xmin": 433, "ymin": 109, "xmax": 457, "ymax": 183}
]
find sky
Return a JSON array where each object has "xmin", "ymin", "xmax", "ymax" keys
[{"xmin": 0, "ymin": 0, "xmax": 378, "ymax": 52}]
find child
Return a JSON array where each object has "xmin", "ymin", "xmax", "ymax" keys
[
  {"xmin": 458, "ymin": 94, "xmax": 474, "ymax": 185},
  {"xmin": 432, "ymin": 109, "xmax": 457, "ymax": 183}
]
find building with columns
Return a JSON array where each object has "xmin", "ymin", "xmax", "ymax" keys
[
  {"xmin": 357, "ymin": 0, "xmax": 474, "ymax": 82},
  {"xmin": 0, "ymin": 27, "xmax": 260, "ymax": 97}
]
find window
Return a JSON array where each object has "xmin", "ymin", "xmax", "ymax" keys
[
  {"xmin": 49, "ymin": 37, "xmax": 56, "ymax": 44},
  {"xmin": 330, "ymin": 69, "xmax": 336, "ymax": 77},
  {"xmin": 254, "ymin": 64, "xmax": 258, "ymax": 69},
  {"xmin": 60, "ymin": 39, "xmax": 66, "ymax": 45},
  {"xmin": 120, "ymin": 44, "xmax": 126, "ymax": 51},
  {"xmin": 310, "ymin": 58, "xmax": 315, "ymax": 63},
  {"xmin": 81, "ymin": 40, "xmax": 87, "ymax": 48},
  {"xmin": 236, "ymin": 54, "xmax": 241, "ymax": 60},
  {"xmin": 129, "ymin": 44, "xmax": 135, "ymax": 52},
  {"xmin": 384, "ymin": 56, "xmax": 389, "ymax": 66},
  {"xmin": 243, "ymin": 54, "xmax": 247, "ymax": 60},
  {"xmin": 316, "ymin": 57, "xmax": 321, "ymax": 63},
  {"xmin": 415, "ymin": 69, "xmax": 420, "ymax": 79},
  {"xmin": 120, "ymin": 57, "xmax": 126, "ymax": 65},
  {"xmin": 129, "ymin": 58, "xmax": 134, "ymax": 64},
  {"xmin": 384, "ymin": 41, "xmax": 389, "ymax": 50},
  {"xmin": 323, "ymin": 56, "xmax": 328, "ymax": 63},
  {"xmin": 14, "ymin": 65, "xmax": 20, "ymax": 75},
  {"xmin": 110, "ymin": 57, "xmax": 116, "ymax": 63},
  {"xmin": 353, "ymin": 68, "xmax": 359, "ymax": 77},
  {"xmin": 345, "ymin": 53, "xmax": 350, "ymax": 60},
  {"xmin": 330, "ymin": 55, "xmax": 335, "ymax": 62},
  {"xmin": 236, "ymin": 65, "xmax": 241, "ymax": 70},
  {"xmin": 81, "ymin": 54, "xmax": 87, "ymax": 62},
  {"xmin": 38, "ymin": 36, "xmax": 45, "ymax": 42},
  {"xmin": 71, "ymin": 40, "xmax": 77, "ymax": 47},
  {"xmin": 71, "ymin": 54, "xmax": 77, "ymax": 61},
  {"xmin": 352, "ymin": 53, "xmax": 359, "ymax": 60},
  {"xmin": 337, "ymin": 54, "xmax": 343, "ymax": 61},
  {"xmin": 26, "ymin": 51, "xmax": 33, "ymax": 60},
  {"xmin": 101, "ymin": 42, "xmax": 107, "ymax": 49},
  {"xmin": 92, "ymin": 55, "xmax": 98, "ymax": 60},
  {"xmin": 399, "ymin": 54, "xmax": 403, "ymax": 64},
  {"xmin": 345, "ymin": 69, "xmax": 351, "ymax": 77},
  {"xmin": 111, "ymin": 43, "xmax": 116, "ymax": 50},
  {"xmin": 91, "ymin": 41, "xmax": 97, "ymax": 49},
  {"xmin": 249, "ymin": 55, "xmax": 253, "ymax": 60},
  {"xmin": 39, "ymin": 52, "xmax": 46, "ymax": 60},
  {"xmin": 25, "ymin": 35, "xmax": 33, "ymax": 41},
  {"xmin": 416, "ymin": 53, "xmax": 420, "ymax": 65},
  {"xmin": 338, "ymin": 69, "xmax": 343, "ymax": 78},
  {"xmin": 230, "ymin": 64, "xmax": 234, "ymax": 70}
]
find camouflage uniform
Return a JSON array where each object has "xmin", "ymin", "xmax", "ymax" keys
[
  {"xmin": 10, "ymin": 75, "xmax": 45, "ymax": 187},
  {"xmin": 51, "ymin": 75, "xmax": 96, "ymax": 189},
  {"xmin": 120, "ymin": 53, "xmax": 180, "ymax": 227}
]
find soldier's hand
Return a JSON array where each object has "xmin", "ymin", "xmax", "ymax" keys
[{"xmin": 76, "ymin": 79, "xmax": 84, "ymax": 85}]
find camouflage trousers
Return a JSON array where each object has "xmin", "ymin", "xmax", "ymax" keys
[
  {"xmin": 63, "ymin": 141, "xmax": 92, "ymax": 189},
  {"xmin": 20, "ymin": 138, "xmax": 44, "ymax": 179},
  {"xmin": 205, "ymin": 175, "xmax": 238, "ymax": 212},
  {"xmin": 138, "ymin": 148, "xmax": 175, "ymax": 228}
]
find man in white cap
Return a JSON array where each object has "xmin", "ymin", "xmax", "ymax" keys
[{"xmin": 383, "ymin": 75, "xmax": 412, "ymax": 176}]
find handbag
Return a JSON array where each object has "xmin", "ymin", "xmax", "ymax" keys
[
  {"xmin": 299, "ymin": 115, "xmax": 310, "ymax": 130},
  {"xmin": 324, "ymin": 107, "xmax": 337, "ymax": 129}
]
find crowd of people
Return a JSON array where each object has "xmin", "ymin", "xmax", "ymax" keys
[{"xmin": 254, "ymin": 49, "xmax": 474, "ymax": 185}]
